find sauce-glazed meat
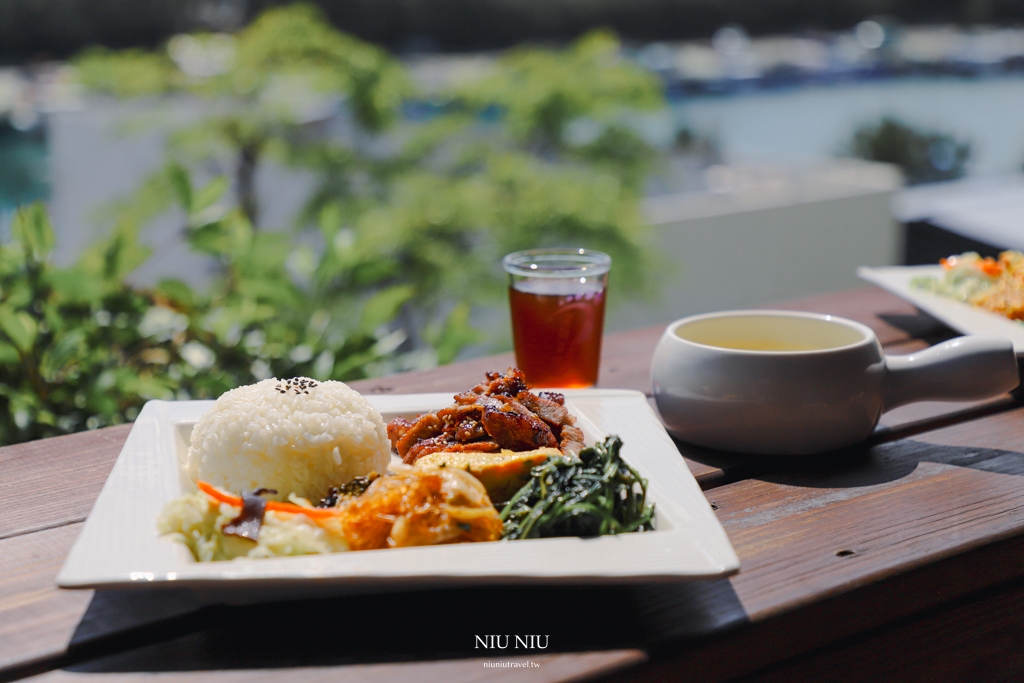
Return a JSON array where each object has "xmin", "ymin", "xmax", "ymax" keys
[
  {"xmin": 394, "ymin": 413, "xmax": 444, "ymax": 460},
  {"xmin": 386, "ymin": 417, "xmax": 414, "ymax": 445},
  {"xmin": 471, "ymin": 369, "xmax": 530, "ymax": 398},
  {"xmin": 480, "ymin": 395, "xmax": 558, "ymax": 451},
  {"xmin": 559, "ymin": 425, "xmax": 586, "ymax": 458},
  {"xmin": 404, "ymin": 435, "xmax": 456, "ymax": 463},
  {"xmin": 516, "ymin": 392, "xmax": 573, "ymax": 428},
  {"xmin": 387, "ymin": 368, "xmax": 582, "ymax": 464},
  {"xmin": 538, "ymin": 391, "xmax": 565, "ymax": 405},
  {"xmin": 455, "ymin": 417, "xmax": 487, "ymax": 442}
]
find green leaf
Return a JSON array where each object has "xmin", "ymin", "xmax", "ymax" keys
[
  {"xmin": 0, "ymin": 243, "xmax": 25, "ymax": 275},
  {"xmin": 154, "ymin": 279, "xmax": 197, "ymax": 308},
  {"xmin": 118, "ymin": 372, "xmax": 176, "ymax": 401},
  {"xmin": 193, "ymin": 176, "xmax": 229, "ymax": 212},
  {"xmin": 187, "ymin": 223, "xmax": 230, "ymax": 256},
  {"xmin": 39, "ymin": 329, "xmax": 86, "ymax": 383},
  {"xmin": 317, "ymin": 201, "xmax": 343, "ymax": 241},
  {"xmin": 3, "ymin": 280, "xmax": 33, "ymax": 309},
  {"xmin": 46, "ymin": 266, "xmax": 107, "ymax": 304},
  {"xmin": 11, "ymin": 202, "xmax": 55, "ymax": 262},
  {"xmin": 74, "ymin": 46, "xmax": 178, "ymax": 98},
  {"xmin": 101, "ymin": 229, "xmax": 151, "ymax": 282},
  {"xmin": 0, "ymin": 340, "xmax": 19, "ymax": 365},
  {"xmin": 167, "ymin": 164, "xmax": 193, "ymax": 212},
  {"xmin": 0, "ymin": 306, "xmax": 37, "ymax": 353},
  {"xmin": 429, "ymin": 303, "xmax": 482, "ymax": 365},
  {"xmin": 187, "ymin": 210, "xmax": 253, "ymax": 257},
  {"xmin": 359, "ymin": 285, "xmax": 415, "ymax": 333}
]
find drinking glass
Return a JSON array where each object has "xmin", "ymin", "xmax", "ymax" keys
[{"xmin": 502, "ymin": 248, "xmax": 611, "ymax": 388}]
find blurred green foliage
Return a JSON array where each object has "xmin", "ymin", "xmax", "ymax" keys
[
  {"xmin": 851, "ymin": 117, "xmax": 970, "ymax": 186},
  {"xmin": 0, "ymin": 4, "xmax": 664, "ymax": 445},
  {"xmin": 0, "ymin": 200, "xmax": 394, "ymax": 444}
]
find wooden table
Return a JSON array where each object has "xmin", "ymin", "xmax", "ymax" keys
[{"xmin": 4, "ymin": 286, "xmax": 1024, "ymax": 683}]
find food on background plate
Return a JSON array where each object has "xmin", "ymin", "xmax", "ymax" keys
[
  {"xmin": 913, "ymin": 251, "xmax": 1024, "ymax": 321},
  {"xmin": 159, "ymin": 370, "xmax": 654, "ymax": 562}
]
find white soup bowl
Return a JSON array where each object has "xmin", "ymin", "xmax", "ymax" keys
[{"xmin": 651, "ymin": 310, "xmax": 1019, "ymax": 455}]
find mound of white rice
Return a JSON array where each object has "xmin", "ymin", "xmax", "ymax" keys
[{"xmin": 186, "ymin": 377, "xmax": 390, "ymax": 503}]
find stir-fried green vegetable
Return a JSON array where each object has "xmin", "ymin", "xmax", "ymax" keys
[{"xmin": 500, "ymin": 435, "xmax": 655, "ymax": 539}]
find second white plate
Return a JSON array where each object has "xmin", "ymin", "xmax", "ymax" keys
[{"xmin": 858, "ymin": 264, "xmax": 1024, "ymax": 356}]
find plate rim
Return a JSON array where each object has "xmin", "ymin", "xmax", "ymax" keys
[{"xmin": 57, "ymin": 388, "xmax": 740, "ymax": 593}]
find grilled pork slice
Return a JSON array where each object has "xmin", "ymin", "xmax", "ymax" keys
[
  {"xmin": 471, "ymin": 368, "xmax": 530, "ymax": 397},
  {"xmin": 559, "ymin": 425, "xmax": 586, "ymax": 458},
  {"xmin": 480, "ymin": 395, "xmax": 558, "ymax": 451},
  {"xmin": 386, "ymin": 417, "xmax": 414, "ymax": 444},
  {"xmin": 394, "ymin": 412, "xmax": 444, "ymax": 460},
  {"xmin": 516, "ymin": 391, "xmax": 575, "ymax": 429}
]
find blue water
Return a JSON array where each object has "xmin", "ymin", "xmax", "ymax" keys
[
  {"xmin": 0, "ymin": 127, "xmax": 48, "ymax": 211},
  {"xmin": 672, "ymin": 75, "xmax": 1024, "ymax": 176},
  {"xmin": 4, "ymin": 74, "xmax": 1024, "ymax": 231}
]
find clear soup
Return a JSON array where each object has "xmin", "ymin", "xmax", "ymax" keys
[{"xmin": 675, "ymin": 314, "xmax": 866, "ymax": 352}]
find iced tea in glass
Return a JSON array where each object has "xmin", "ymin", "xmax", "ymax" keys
[{"xmin": 503, "ymin": 249, "xmax": 611, "ymax": 388}]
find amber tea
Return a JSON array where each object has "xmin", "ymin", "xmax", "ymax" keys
[{"xmin": 503, "ymin": 249, "xmax": 611, "ymax": 388}]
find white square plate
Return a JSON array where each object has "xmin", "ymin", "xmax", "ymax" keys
[
  {"xmin": 57, "ymin": 390, "xmax": 740, "ymax": 602},
  {"xmin": 858, "ymin": 265, "xmax": 1024, "ymax": 356}
]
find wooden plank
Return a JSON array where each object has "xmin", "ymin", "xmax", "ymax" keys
[
  {"xmin": 667, "ymin": 391, "xmax": 1021, "ymax": 491},
  {"xmin": 604, "ymin": 533, "xmax": 1024, "ymax": 683},
  {"xmin": 736, "ymin": 574, "xmax": 1024, "ymax": 683},
  {"xmin": 0, "ymin": 522, "xmax": 206, "ymax": 681},
  {"xmin": 591, "ymin": 326, "xmax": 662, "ymax": 395},
  {"xmin": 0, "ymin": 525, "xmax": 93, "ymax": 674},
  {"xmin": 0, "ymin": 425, "xmax": 131, "ymax": 541},
  {"xmin": 719, "ymin": 406, "xmax": 1024, "ymax": 618},
  {"xmin": 723, "ymin": 461, "xmax": 1024, "ymax": 618},
  {"xmin": 601, "ymin": 406, "xmax": 1024, "ymax": 682},
  {"xmin": 25, "ymin": 650, "xmax": 646, "ymax": 683}
]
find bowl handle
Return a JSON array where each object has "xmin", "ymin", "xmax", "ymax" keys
[{"xmin": 883, "ymin": 336, "xmax": 1020, "ymax": 412}]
